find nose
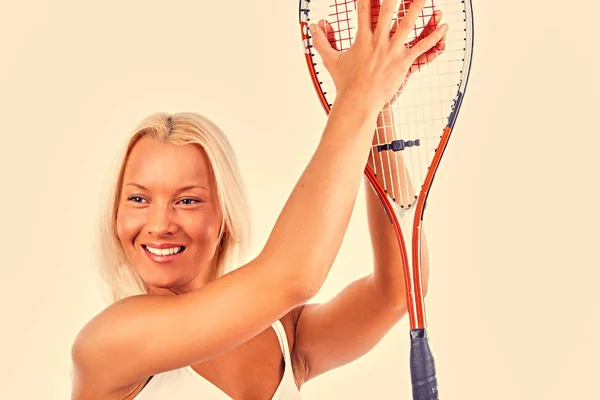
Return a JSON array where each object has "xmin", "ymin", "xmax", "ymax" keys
[{"xmin": 147, "ymin": 204, "xmax": 177, "ymax": 238}]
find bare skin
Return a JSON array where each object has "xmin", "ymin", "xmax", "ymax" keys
[
  {"xmin": 290, "ymin": 3, "xmax": 445, "ymax": 381},
  {"xmin": 70, "ymin": 1, "xmax": 448, "ymax": 399}
]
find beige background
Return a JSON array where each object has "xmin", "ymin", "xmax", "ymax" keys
[{"xmin": 1, "ymin": 0, "xmax": 598, "ymax": 399}]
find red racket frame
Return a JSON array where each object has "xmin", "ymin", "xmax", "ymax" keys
[{"xmin": 299, "ymin": 1, "xmax": 456, "ymax": 330}]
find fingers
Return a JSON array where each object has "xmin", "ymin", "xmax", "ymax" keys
[
  {"xmin": 374, "ymin": 0, "xmax": 399, "ymax": 41},
  {"xmin": 406, "ymin": 22, "xmax": 448, "ymax": 62},
  {"xmin": 405, "ymin": 9, "xmax": 445, "ymax": 70},
  {"xmin": 436, "ymin": 33, "xmax": 446, "ymax": 52},
  {"xmin": 320, "ymin": 20, "xmax": 339, "ymax": 51},
  {"xmin": 309, "ymin": 22, "xmax": 340, "ymax": 67},
  {"xmin": 409, "ymin": 34, "xmax": 446, "ymax": 74},
  {"xmin": 391, "ymin": 0, "xmax": 427, "ymax": 44},
  {"xmin": 406, "ymin": 9, "xmax": 442, "ymax": 47},
  {"xmin": 355, "ymin": 0, "xmax": 375, "ymax": 39}
]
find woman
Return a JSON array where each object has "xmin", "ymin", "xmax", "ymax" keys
[{"xmin": 70, "ymin": 0, "xmax": 448, "ymax": 398}]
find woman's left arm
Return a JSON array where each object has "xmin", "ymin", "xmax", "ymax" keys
[
  {"xmin": 291, "ymin": 108, "xmax": 431, "ymax": 384},
  {"xmin": 291, "ymin": 7, "xmax": 447, "ymax": 382}
]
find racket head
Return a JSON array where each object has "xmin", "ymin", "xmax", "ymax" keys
[{"xmin": 299, "ymin": 0, "xmax": 474, "ymax": 329}]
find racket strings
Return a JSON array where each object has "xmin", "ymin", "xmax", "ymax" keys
[
  {"xmin": 306, "ymin": 0, "xmax": 467, "ymax": 208},
  {"xmin": 302, "ymin": 4, "xmax": 465, "ymax": 47}
]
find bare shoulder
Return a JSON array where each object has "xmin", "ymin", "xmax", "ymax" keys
[
  {"xmin": 70, "ymin": 294, "xmax": 157, "ymax": 400},
  {"xmin": 72, "ymin": 294, "xmax": 154, "ymax": 354}
]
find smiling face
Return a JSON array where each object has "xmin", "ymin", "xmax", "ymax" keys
[{"xmin": 115, "ymin": 136, "xmax": 224, "ymax": 294}]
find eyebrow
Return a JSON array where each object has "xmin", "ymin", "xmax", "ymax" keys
[{"xmin": 125, "ymin": 183, "xmax": 208, "ymax": 192}]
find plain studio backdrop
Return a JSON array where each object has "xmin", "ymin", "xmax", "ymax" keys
[{"xmin": 0, "ymin": 0, "xmax": 598, "ymax": 399}]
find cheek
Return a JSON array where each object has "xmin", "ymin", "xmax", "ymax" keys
[
  {"xmin": 185, "ymin": 211, "xmax": 221, "ymax": 244},
  {"xmin": 116, "ymin": 208, "xmax": 144, "ymax": 245}
]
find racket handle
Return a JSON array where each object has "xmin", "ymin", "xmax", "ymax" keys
[{"xmin": 409, "ymin": 328, "xmax": 439, "ymax": 400}]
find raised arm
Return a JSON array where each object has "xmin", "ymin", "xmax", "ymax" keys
[
  {"xmin": 290, "ymin": 104, "xmax": 432, "ymax": 385},
  {"xmin": 70, "ymin": 0, "xmax": 423, "ymax": 396},
  {"xmin": 289, "ymin": 2, "xmax": 445, "ymax": 384},
  {"xmin": 71, "ymin": 96, "xmax": 379, "ymax": 397}
]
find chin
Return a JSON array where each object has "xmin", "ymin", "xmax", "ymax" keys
[{"xmin": 137, "ymin": 265, "xmax": 189, "ymax": 291}]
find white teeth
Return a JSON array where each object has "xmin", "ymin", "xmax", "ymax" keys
[{"xmin": 145, "ymin": 246, "xmax": 183, "ymax": 256}]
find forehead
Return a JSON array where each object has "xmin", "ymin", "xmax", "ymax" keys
[{"xmin": 122, "ymin": 136, "xmax": 213, "ymax": 189}]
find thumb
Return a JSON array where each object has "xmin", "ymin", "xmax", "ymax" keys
[{"xmin": 310, "ymin": 22, "xmax": 339, "ymax": 67}]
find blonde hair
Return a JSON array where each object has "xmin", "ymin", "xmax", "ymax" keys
[{"xmin": 97, "ymin": 112, "xmax": 251, "ymax": 303}]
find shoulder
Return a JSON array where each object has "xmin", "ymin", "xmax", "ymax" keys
[
  {"xmin": 73, "ymin": 294, "xmax": 152, "ymax": 354},
  {"xmin": 71, "ymin": 295, "xmax": 156, "ymax": 400}
]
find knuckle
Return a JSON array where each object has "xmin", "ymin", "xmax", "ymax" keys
[
  {"xmin": 399, "ymin": 19, "xmax": 412, "ymax": 30},
  {"xmin": 410, "ymin": 40, "xmax": 429, "ymax": 55},
  {"xmin": 416, "ymin": 40, "xmax": 429, "ymax": 53}
]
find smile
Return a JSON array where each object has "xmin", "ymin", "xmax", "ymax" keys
[
  {"xmin": 142, "ymin": 245, "xmax": 186, "ymax": 264},
  {"xmin": 142, "ymin": 245, "xmax": 186, "ymax": 256}
]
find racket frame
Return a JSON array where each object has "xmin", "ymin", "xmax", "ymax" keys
[{"xmin": 298, "ymin": 0, "xmax": 474, "ymax": 331}]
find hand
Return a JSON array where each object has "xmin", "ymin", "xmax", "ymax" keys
[
  {"xmin": 309, "ymin": 0, "xmax": 448, "ymax": 112},
  {"xmin": 386, "ymin": 7, "xmax": 447, "ymax": 108}
]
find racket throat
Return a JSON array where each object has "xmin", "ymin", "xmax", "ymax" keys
[{"xmin": 391, "ymin": 202, "xmax": 427, "ymax": 329}]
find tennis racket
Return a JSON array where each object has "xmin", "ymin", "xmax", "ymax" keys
[{"xmin": 298, "ymin": 0, "xmax": 474, "ymax": 398}]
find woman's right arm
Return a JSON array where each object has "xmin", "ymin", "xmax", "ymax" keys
[
  {"xmin": 71, "ymin": 93, "xmax": 381, "ymax": 397},
  {"xmin": 71, "ymin": 0, "xmax": 441, "ymax": 396}
]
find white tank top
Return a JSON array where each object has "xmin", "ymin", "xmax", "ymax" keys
[{"xmin": 133, "ymin": 320, "xmax": 302, "ymax": 399}]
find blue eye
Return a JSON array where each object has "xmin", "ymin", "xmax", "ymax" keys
[
  {"xmin": 179, "ymin": 198, "xmax": 202, "ymax": 205},
  {"xmin": 127, "ymin": 196, "xmax": 147, "ymax": 203}
]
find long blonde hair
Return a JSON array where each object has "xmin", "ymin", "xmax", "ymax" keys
[{"xmin": 97, "ymin": 112, "xmax": 251, "ymax": 303}]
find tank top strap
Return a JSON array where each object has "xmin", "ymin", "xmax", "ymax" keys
[{"xmin": 271, "ymin": 320, "xmax": 293, "ymax": 366}]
